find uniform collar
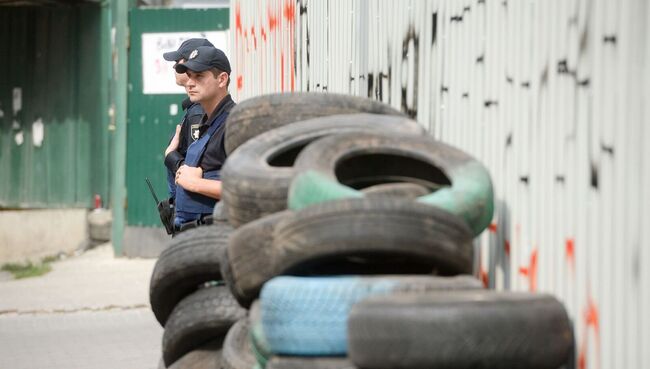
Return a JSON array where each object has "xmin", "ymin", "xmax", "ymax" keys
[
  {"xmin": 181, "ymin": 97, "xmax": 193, "ymax": 111},
  {"xmin": 201, "ymin": 94, "xmax": 233, "ymax": 127}
]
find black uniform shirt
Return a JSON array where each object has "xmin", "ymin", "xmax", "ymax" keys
[
  {"xmin": 177, "ymin": 97, "xmax": 205, "ymax": 158},
  {"xmin": 164, "ymin": 95, "xmax": 234, "ymax": 173},
  {"xmin": 197, "ymin": 94, "xmax": 236, "ymax": 172}
]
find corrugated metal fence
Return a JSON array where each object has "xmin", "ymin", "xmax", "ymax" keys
[
  {"xmin": 0, "ymin": 5, "xmax": 110, "ymax": 208},
  {"xmin": 231, "ymin": 0, "xmax": 650, "ymax": 367}
]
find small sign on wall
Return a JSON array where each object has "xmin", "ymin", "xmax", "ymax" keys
[{"xmin": 142, "ymin": 31, "xmax": 230, "ymax": 94}]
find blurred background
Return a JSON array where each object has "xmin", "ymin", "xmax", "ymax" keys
[{"xmin": 0, "ymin": 0, "xmax": 648, "ymax": 368}]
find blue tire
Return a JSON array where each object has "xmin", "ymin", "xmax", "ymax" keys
[{"xmin": 259, "ymin": 275, "xmax": 482, "ymax": 356}]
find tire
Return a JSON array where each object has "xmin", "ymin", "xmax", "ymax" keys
[
  {"xmin": 222, "ymin": 319, "xmax": 257, "ymax": 369},
  {"xmin": 266, "ymin": 357, "xmax": 357, "ymax": 369},
  {"xmin": 221, "ymin": 113, "xmax": 424, "ymax": 227},
  {"xmin": 348, "ymin": 291, "xmax": 574, "ymax": 369},
  {"xmin": 162, "ymin": 286, "xmax": 247, "ymax": 367},
  {"xmin": 249, "ymin": 301, "xmax": 273, "ymax": 368},
  {"xmin": 290, "ymin": 131, "xmax": 494, "ymax": 236},
  {"xmin": 259, "ymin": 275, "xmax": 482, "ymax": 356},
  {"xmin": 229, "ymin": 199, "xmax": 473, "ymax": 307},
  {"xmin": 224, "ymin": 92, "xmax": 407, "ymax": 155},
  {"xmin": 150, "ymin": 224, "xmax": 233, "ymax": 326},
  {"xmin": 212, "ymin": 201, "xmax": 228, "ymax": 223},
  {"xmin": 360, "ymin": 182, "xmax": 431, "ymax": 199},
  {"xmin": 223, "ymin": 211, "xmax": 291, "ymax": 308},
  {"xmin": 166, "ymin": 340, "xmax": 223, "ymax": 369},
  {"xmin": 275, "ymin": 197, "xmax": 473, "ymax": 273}
]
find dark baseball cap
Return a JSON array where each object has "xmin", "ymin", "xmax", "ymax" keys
[
  {"xmin": 174, "ymin": 46, "xmax": 231, "ymax": 74},
  {"xmin": 162, "ymin": 38, "xmax": 214, "ymax": 62}
]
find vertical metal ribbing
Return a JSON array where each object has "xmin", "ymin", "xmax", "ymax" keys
[
  {"xmin": 231, "ymin": 1, "xmax": 650, "ymax": 366},
  {"xmin": 642, "ymin": 0, "xmax": 650, "ymax": 363}
]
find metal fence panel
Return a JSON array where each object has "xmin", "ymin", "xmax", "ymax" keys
[
  {"xmin": 0, "ymin": 5, "xmax": 110, "ymax": 208},
  {"xmin": 231, "ymin": 0, "xmax": 649, "ymax": 366}
]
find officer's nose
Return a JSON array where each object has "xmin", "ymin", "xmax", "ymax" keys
[{"xmin": 185, "ymin": 75, "xmax": 196, "ymax": 88}]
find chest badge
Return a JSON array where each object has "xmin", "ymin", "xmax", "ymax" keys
[{"xmin": 190, "ymin": 124, "xmax": 200, "ymax": 141}]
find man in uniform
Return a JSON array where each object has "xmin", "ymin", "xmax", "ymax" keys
[
  {"xmin": 164, "ymin": 45, "xmax": 236, "ymax": 230},
  {"xmin": 162, "ymin": 38, "xmax": 214, "ymax": 200}
]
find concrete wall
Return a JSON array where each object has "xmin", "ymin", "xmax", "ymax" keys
[{"xmin": 0, "ymin": 209, "xmax": 88, "ymax": 264}]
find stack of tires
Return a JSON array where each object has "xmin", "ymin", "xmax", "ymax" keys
[{"xmin": 150, "ymin": 93, "xmax": 575, "ymax": 369}]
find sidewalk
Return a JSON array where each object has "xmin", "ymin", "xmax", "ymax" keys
[{"xmin": 0, "ymin": 243, "xmax": 163, "ymax": 369}]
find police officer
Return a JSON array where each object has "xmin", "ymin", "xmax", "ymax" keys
[
  {"xmin": 165, "ymin": 45, "xmax": 236, "ymax": 230},
  {"xmin": 162, "ymin": 38, "xmax": 214, "ymax": 200}
]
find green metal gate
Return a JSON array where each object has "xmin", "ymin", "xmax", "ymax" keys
[{"xmin": 126, "ymin": 7, "xmax": 229, "ymax": 227}]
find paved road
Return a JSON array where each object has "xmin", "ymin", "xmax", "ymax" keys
[{"xmin": 0, "ymin": 244, "xmax": 163, "ymax": 369}]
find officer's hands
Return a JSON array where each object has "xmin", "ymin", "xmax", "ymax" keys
[
  {"xmin": 165, "ymin": 125, "xmax": 182, "ymax": 157},
  {"xmin": 175, "ymin": 164, "xmax": 203, "ymax": 191}
]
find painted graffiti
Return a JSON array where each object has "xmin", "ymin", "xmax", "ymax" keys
[{"xmin": 233, "ymin": 0, "xmax": 296, "ymax": 96}]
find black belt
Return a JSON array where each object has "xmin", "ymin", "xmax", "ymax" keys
[{"xmin": 173, "ymin": 215, "xmax": 214, "ymax": 236}]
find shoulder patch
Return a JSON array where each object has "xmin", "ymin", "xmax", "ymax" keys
[{"xmin": 190, "ymin": 124, "xmax": 200, "ymax": 141}]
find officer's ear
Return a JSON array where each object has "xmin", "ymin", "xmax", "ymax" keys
[
  {"xmin": 211, "ymin": 68, "xmax": 229, "ymax": 89},
  {"xmin": 221, "ymin": 73, "xmax": 230, "ymax": 89}
]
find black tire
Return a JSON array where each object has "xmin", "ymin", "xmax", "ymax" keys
[
  {"xmin": 274, "ymin": 198, "xmax": 474, "ymax": 275},
  {"xmin": 162, "ymin": 286, "xmax": 246, "ymax": 367},
  {"xmin": 231, "ymin": 198, "xmax": 473, "ymax": 305},
  {"xmin": 223, "ymin": 211, "xmax": 291, "ymax": 308},
  {"xmin": 212, "ymin": 201, "xmax": 228, "ymax": 223},
  {"xmin": 224, "ymin": 92, "xmax": 406, "ymax": 155},
  {"xmin": 291, "ymin": 131, "xmax": 494, "ymax": 236},
  {"xmin": 221, "ymin": 113, "xmax": 424, "ymax": 227},
  {"xmin": 348, "ymin": 290, "xmax": 574, "ymax": 369},
  {"xmin": 150, "ymin": 224, "xmax": 233, "ymax": 326},
  {"xmin": 166, "ymin": 340, "xmax": 223, "ymax": 369},
  {"xmin": 222, "ymin": 319, "xmax": 257, "ymax": 369}
]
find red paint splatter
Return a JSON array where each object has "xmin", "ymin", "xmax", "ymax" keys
[
  {"xmin": 585, "ymin": 298, "xmax": 599, "ymax": 334},
  {"xmin": 237, "ymin": 75, "xmax": 243, "ymax": 90},
  {"xmin": 285, "ymin": 0, "xmax": 296, "ymax": 91},
  {"xmin": 268, "ymin": 10, "xmax": 278, "ymax": 31},
  {"xmin": 518, "ymin": 248, "xmax": 538, "ymax": 292},
  {"xmin": 504, "ymin": 239, "xmax": 511, "ymax": 256},
  {"xmin": 235, "ymin": 2, "xmax": 242, "ymax": 34},
  {"xmin": 476, "ymin": 251, "xmax": 489, "ymax": 288},
  {"xmin": 566, "ymin": 237, "xmax": 575, "ymax": 272},
  {"xmin": 578, "ymin": 353, "xmax": 586, "ymax": 369},
  {"xmin": 488, "ymin": 222, "xmax": 497, "ymax": 233},
  {"xmin": 281, "ymin": 51, "xmax": 285, "ymax": 92},
  {"xmin": 480, "ymin": 267, "xmax": 489, "ymax": 288},
  {"xmin": 283, "ymin": 0, "xmax": 295, "ymax": 22},
  {"xmin": 251, "ymin": 26, "xmax": 257, "ymax": 49},
  {"xmin": 261, "ymin": 27, "xmax": 267, "ymax": 42},
  {"xmin": 578, "ymin": 293, "xmax": 600, "ymax": 369}
]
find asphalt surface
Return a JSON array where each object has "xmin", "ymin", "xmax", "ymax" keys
[{"xmin": 0, "ymin": 244, "xmax": 163, "ymax": 369}]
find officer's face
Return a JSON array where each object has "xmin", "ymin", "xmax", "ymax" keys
[
  {"xmin": 185, "ymin": 70, "xmax": 222, "ymax": 103},
  {"xmin": 174, "ymin": 59, "xmax": 189, "ymax": 88}
]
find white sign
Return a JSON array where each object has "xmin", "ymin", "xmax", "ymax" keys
[
  {"xmin": 12, "ymin": 87, "xmax": 22, "ymax": 114},
  {"xmin": 142, "ymin": 31, "xmax": 230, "ymax": 94},
  {"xmin": 32, "ymin": 118, "xmax": 44, "ymax": 147}
]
